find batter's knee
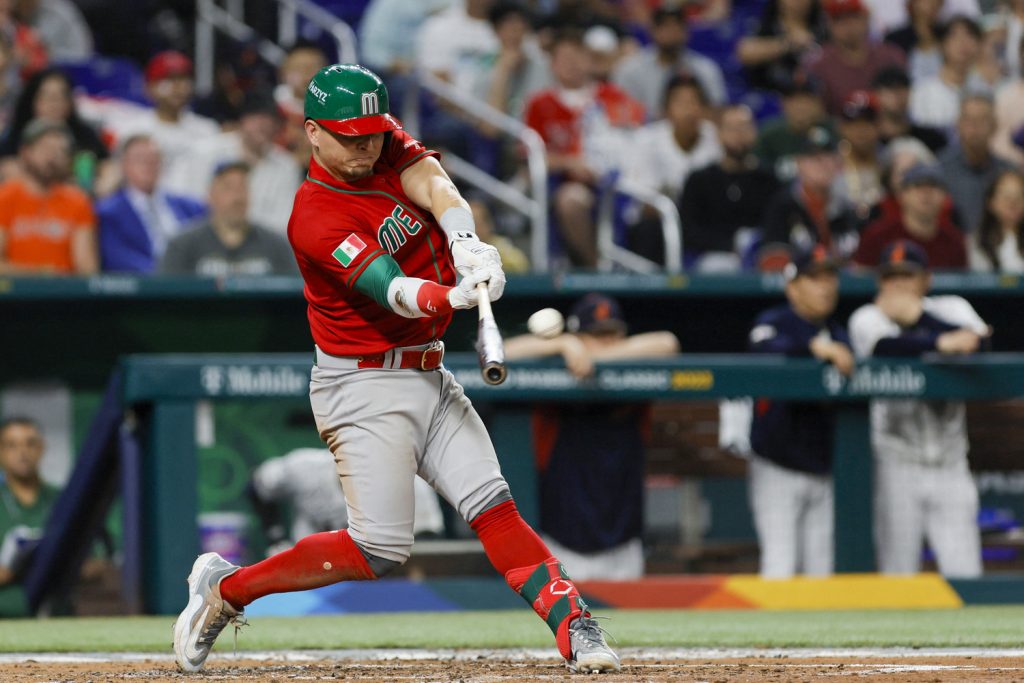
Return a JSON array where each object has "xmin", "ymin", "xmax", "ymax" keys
[
  {"xmin": 347, "ymin": 529, "xmax": 414, "ymax": 570},
  {"xmin": 468, "ymin": 486, "xmax": 513, "ymax": 524}
]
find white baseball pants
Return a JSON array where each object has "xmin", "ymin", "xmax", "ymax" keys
[{"xmin": 748, "ymin": 454, "xmax": 834, "ymax": 579}]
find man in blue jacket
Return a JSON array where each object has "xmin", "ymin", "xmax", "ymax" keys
[
  {"xmin": 97, "ymin": 135, "xmax": 206, "ymax": 273},
  {"xmin": 748, "ymin": 245, "xmax": 854, "ymax": 578}
]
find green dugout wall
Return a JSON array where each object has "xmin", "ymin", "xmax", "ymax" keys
[
  {"xmin": 119, "ymin": 353, "xmax": 1024, "ymax": 614},
  {"xmin": 3, "ymin": 273, "xmax": 1024, "ymax": 613}
]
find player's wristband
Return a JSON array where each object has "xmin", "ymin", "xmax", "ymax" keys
[
  {"xmin": 439, "ymin": 206, "xmax": 476, "ymax": 243},
  {"xmin": 386, "ymin": 277, "xmax": 453, "ymax": 318}
]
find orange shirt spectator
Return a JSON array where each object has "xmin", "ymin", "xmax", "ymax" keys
[{"xmin": 0, "ymin": 119, "xmax": 96, "ymax": 275}]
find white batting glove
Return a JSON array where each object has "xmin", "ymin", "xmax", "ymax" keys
[
  {"xmin": 471, "ymin": 261, "xmax": 506, "ymax": 301},
  {"xmin": 450, "ymin": 233, "xmax": 505, "ymax": 301},
  {"xmin": 447, "ymin": 270, "xmax": 486, "ymax": 310}
]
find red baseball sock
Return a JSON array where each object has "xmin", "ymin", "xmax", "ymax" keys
[
  {"xmin": 470, "ymin": 500, "xmax": 550, "ymax": 572},
  {"xmin": 470, "ymin": 501, "xmax": 587, "ymax": 659},
  {"xmin": 219, "ymin": 529, "xmax": 376, "ymax": 608}
]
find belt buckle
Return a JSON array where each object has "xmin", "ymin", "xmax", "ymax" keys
[{"xmin": 421, "ymin": 340, "xmax": 444, "ymax": 370}]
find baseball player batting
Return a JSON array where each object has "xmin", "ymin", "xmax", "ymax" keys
[{"xmin": 172, "ymin": 64, "xmax": 620, "ymax": 674}]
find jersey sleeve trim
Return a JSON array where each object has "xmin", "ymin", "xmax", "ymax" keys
[
  {"xmin": 344, "ymin": 248, "xmax": 387, "ymax": 289},
  {"xmin": 351, "ymin": 253, "xmax": 404, "ymax": 308},
  {"xmin": 395, "ymin": 150, "xmax": 436, "ymax": 174}
]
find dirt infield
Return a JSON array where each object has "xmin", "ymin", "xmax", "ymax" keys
[{"xmin": 3, "ymin": 649, "xmax": 1024, "ymax": 682}]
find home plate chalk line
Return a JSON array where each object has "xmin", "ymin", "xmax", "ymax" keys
[{"xmin": 0, "ymin": 647, "xmax": 1023, "ymax": 665}]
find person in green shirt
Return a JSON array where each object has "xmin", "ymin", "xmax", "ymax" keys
[{"xmin": 0, "ymin": 417, "xmax": 59, "ymax": 615}]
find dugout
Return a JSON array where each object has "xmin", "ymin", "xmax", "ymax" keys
[{"xmin": 3, "ymin": 272, "xmax": 1024, "ymax": 614}]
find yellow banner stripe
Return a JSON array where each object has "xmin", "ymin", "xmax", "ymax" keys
[{"xmin": 724, "ymin": 573, "xmax": 963, "ymax": 610}]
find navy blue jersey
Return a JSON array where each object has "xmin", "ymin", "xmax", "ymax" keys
[
  {"xmin": 533, "ymin": 404, "xmax": 648, "ymax": 553},
  {"xmin": 748, "ymin": 305, "xmax": 850, "ymax": 474}
]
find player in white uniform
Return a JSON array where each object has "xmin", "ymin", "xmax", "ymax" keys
[{"xmin": 849, "ymin": 240, "xmax": 988, "ymax": 577}]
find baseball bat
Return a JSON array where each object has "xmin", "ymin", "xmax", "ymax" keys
[{"xmin": 475, "ymin": 282, "xmax": 507, "ymax": 385}]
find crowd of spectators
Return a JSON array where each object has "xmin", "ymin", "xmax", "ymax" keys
[
  {"xmin": 0, "ymin": 0, "xmax": 1022, "ymax": 278},
  {"xmin": 2, "ymin": 0, "xmax": 1021, "ymax": 596}
]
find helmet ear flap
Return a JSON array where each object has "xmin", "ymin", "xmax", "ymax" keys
[{"xmin": 304, "ymin": 64, "xmax": 400, "ymax": 135}]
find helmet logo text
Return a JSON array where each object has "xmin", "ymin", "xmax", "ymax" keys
[
  {"xmin": 308, "ymin": 81, "xmax": 329, "ymax": 106},
  {"xmin": 361, "ymin": 92, "xmax": 380, "ymax": 116}
]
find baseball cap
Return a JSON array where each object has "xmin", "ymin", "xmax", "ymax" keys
[
  {"xmin": 145, "ymin": 50, "xmax": 193, "ymax": 83},
  {"xmin": 795, "ymin": 125, "xmax": 838, "ymax": 155},
  {"xmin": 566, "ymin": 293, "xmax": 627, "ymax": 335},
  {"xmin": 840, "ymin": 89, "xmax": 877, "ymax": 121},
  {"xmin": 900, "ymin": 162, "xmax": 945, "ymax": 190},
  {"xmin": 878, "ymin": 240, "xmax": 928, "ymax": 274},
  {"xmin": 823, "ymin": 0, "xmax": 868, "ymax": 19},
  {"xmin": 784, "ymin": 244, "xmax": 839, "ymax": 282},
  {"xmin": 19, "ymin": 118, "xmax": 71, "ymax": 148}
]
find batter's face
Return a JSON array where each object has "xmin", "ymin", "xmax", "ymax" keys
[
  {"xmin": 306, "ymin": 121, "xmax": 385, "ymax": 182},
  {"xmin": 0, "ymin": 423, "xmax": 44, "ymax": 483}
]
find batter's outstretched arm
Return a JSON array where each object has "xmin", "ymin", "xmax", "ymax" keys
[
  {"xmin": 399, "ymin": 154, "xmax": 506, "ymax": 302},
  {"xmin": 399, "ymin": 155, "xmax": 469, "ymax": 222},
  {"xmin": 352, "ymin": 252, "xmax": 481, "ymax": 317}
]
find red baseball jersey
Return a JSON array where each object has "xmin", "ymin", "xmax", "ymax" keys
[
  {"xmin": 523, "ymin": 83, "xmax": 646, "ymax": 156},
  {"xmin": 288, "ymin": 130, "xmax": 456, "ymax": 355}
]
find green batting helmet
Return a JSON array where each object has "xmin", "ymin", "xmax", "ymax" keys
[{"xmin": 305, "ymin": 64, "xmax": 402, "ymax": 136}]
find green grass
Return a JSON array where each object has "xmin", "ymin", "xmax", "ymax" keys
[{"xmin": 1, "ymin": 607, "xmax": 1023, "ymax": 652}]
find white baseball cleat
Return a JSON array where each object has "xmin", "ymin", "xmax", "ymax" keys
[
  {"xmin": 172, "ymin": 552, "xmax": 243, "ymax": 673},
  {"xmin": 566, "ymin": 615, "xmax": 621, "ymax": 674}
]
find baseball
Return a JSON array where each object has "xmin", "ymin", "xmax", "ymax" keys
[{"xmin": 527, "ymin": 308, "xmax": 565, "ymax": 339}]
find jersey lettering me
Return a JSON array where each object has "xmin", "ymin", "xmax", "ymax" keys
[
  {"xmin": 377, "ymin": 205, "xmax": 423, "ymax": 255},
  {"xmin": 288, "ymin": 129, "xmax": 456, "ymax": 355}
]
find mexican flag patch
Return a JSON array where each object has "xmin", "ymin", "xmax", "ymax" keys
[{"xmin": 332, "ymin": 234, "xmax": 367, "ymax": 267}]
